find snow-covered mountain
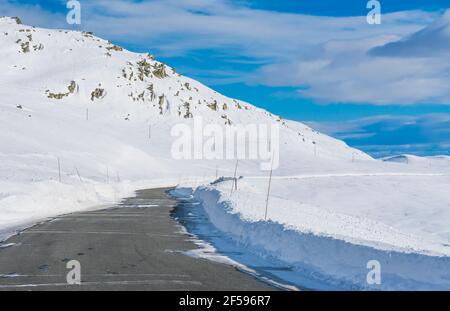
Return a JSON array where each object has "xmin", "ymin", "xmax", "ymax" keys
[
  {"xmin": 0, "ymin": 16, "xmax": 373, "ymax": 238},
  {"xmin": 0, "ymin": 15, "xmax": 371, "ymax": 176}
]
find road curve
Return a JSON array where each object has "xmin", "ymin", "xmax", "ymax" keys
[{"xmin": 0, "ymin": 188, "xmax": 275, "ymax": 291}]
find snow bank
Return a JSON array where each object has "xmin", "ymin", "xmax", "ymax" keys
[
  {"xmin": 0, "ymin": 180, "xmax": 121, "ymax": 241},
  {"xmin": 189, "ymin": 183, "xmax": 450, "ymax": 290}
]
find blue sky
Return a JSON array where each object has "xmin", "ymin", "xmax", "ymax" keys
[{"xmin": 1, "ymin": 0, "xmax": 450, "ymax": 157}]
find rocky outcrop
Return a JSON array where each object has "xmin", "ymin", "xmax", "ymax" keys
[
  {"xmin": 91, "ymin": 88, "xmax": 105, "ymax": 101},
  {"xmin": 47, "ymin": 81, "xmax": 78, "ymax": 100},
  {"xmin": 152, "ymin": 63, "xmax": 168, "ymax": 79}
]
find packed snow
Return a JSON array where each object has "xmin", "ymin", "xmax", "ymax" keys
[{"xmin": 1, "ymin": 17, "xmax": 449, "ymax": 290}]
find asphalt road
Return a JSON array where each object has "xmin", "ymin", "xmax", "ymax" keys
[{"xmin": 0, "ymin": 188, "xmax": 275, "ymax": 291}]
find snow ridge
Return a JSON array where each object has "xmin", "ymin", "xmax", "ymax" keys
[{"xmin": 189, "ymin": 184, "xmax": 450, "ymax": 290}]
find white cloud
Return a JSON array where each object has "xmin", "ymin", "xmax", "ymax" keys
[
  {"xmin": 370, "ymin": 10, "xmax": 450, "ymax": 57},
  {"xmin": 0, "ymin": 0, "xmax": 445, "ymax": 104},
  {"xmin": 0, "ymin": 0, "xmax": 66, "ymax": 28},
  {"xmin": 1, "ymin": 0, "xmax": 433, "ymax": 58},
  {"xmin": 254, "ymin": 10, "xmax": 450, "ymax": 105}
]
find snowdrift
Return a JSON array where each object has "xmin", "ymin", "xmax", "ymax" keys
[{"xmin": 189, "ymin": 185, "xmax": 450, "ymax": 290}]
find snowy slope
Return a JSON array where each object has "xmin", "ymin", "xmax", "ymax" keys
[{"xmin": 0, "ymin": 16, "xmax": 370, "ymax": 174}]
